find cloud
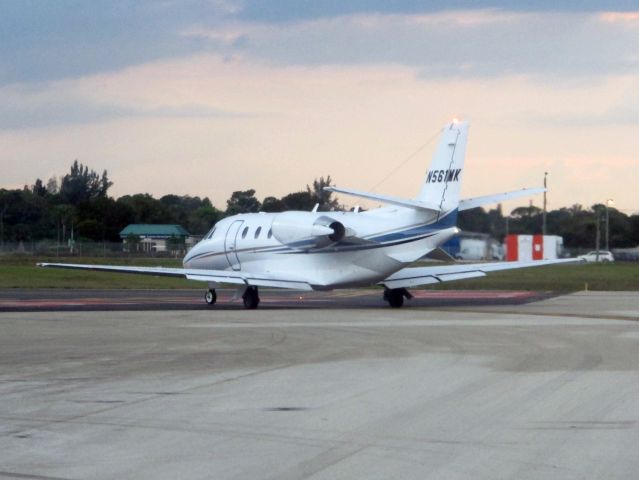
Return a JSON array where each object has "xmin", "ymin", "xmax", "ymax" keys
[
  {"xmin": 3, "ymin": 2, "xmax": 639, "ymax": 86},
  {"xmin": 231, "ymin": 1, "xmax": 639, "ymax": 23},
  {"xmin": 0, "ymin": 82, "xmax": 250, "ymax": 130},
  {"xmin": 0, "ymin": 0, "xmax": 230, "ymax": 85},
  {"xmin": 599, "ymin": 11, "xmax": 639, "ymax": 24},
  {"xmin": 523, "ymin": 105, "xmax": 639, "ymax": 128},
  {"xmin": 183, "ymin": 11, "xmax": 639, "ymax": 78}
]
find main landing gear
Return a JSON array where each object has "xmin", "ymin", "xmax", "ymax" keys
[
  {"xmin": 203, "ymin": 286, "xmax": 261, "ymax": 309},
  {"xmin": 242, "ymin": 286, "xmax": 260, "ymax": 309},
  {"xmin": 383, "ymin": 288, "xmax": 413, "ymax": 308}
]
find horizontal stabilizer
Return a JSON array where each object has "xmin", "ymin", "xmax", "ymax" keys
[
  {"xmin": 324, "ymin": 186, "xmax": 440, "ymax": 212},
  {"xmin": 381, "ymin": 257, "xmax": 581, "ymax": 289},
  {"xmin": 37, "ymin": 263, "xmax": 313, "ymax": 291},
  {"xmin": 458, "ymin": 187, "xmax": 545, "ymax": 211}
]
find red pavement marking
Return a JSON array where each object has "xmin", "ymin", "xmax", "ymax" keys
[
  {"xmin": 409, "ymin": 290, "xmax": 536, "ymax": 299},
  {"xmin": 0, "ymin": 290, "xmax": 536, "ymax": 308}
]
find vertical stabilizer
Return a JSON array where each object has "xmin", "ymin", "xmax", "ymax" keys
[{"xmin": 417, "ymin": 120, "xmax": 468, "ymax": 215}]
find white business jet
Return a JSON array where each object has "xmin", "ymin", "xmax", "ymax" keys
[{"xmin": 39, "ymin": 120, "xmax": 575, "ymax": 308}]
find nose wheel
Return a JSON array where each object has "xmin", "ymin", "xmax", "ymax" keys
[
  {"xmin": 242, "ymin": 286, "xmax": 260, "ymax": 309},
  {"xmin": 204, "ymin": 288, "xmax": 217, "ymax": 305}
]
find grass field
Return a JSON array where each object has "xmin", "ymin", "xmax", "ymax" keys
[
  {"xmin": 430, "ymin": 262, "xmax": 639, "ymax": 292},
  {"xmin": 0, "ymin": 254, "xmax": 638, "ymax": 291},
  {"xmin": 0, "ymin": 255, "xmax": 201, "ymax": 289}
]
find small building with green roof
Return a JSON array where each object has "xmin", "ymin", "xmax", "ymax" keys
[{"xmin": 119, "ymin": 224, "xmax": 190, "ymax": 253}]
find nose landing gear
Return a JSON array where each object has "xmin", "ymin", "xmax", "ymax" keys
[{"xmin": 204, "ymin": 288, "xmax": 217, "ymax": 305}]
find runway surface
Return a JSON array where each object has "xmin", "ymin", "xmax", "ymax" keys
[
  {"xmin": 1, "ymin": 291, "xmax": 639, "ymax": 479},
  {"xmin": 0, "ymin": 288, "xmax": 545, "ymax": 312}
]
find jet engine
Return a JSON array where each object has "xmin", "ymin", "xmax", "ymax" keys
[{"xmin": 271, "ymin": 212, "xmax": 347, "ymax": 249}]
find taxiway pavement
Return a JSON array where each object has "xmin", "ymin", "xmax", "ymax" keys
[
  {"xmin": 1, "ymin": 291, "xmax": 639, "ymax": 479},
  {"xmin": 0, "ymin": 288, "xmax": 546, "ymax": 312}
]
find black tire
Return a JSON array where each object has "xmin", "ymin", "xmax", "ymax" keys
[
  {"xmin": 242, "ymin": 286, "xmax": 260, "ymax": 309},
  {"xmin": 384, "ymin": 289, "xmax": 404, "ymax": 308},
  {"xmin": 204, "ymin": 289, "xmax": 217, "ymax": 305}
]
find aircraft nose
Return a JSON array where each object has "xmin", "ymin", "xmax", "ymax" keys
[{"xmin": 183, "ymin": 243, "xmax": 202, "ymax": 267}]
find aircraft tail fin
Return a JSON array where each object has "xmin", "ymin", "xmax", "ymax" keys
[{"xmin": 417, "ymin": 120, "xmax": 469, "ymax": 214}]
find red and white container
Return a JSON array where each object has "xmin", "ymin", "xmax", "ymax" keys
[{"xmin": 505, "ymin": 235, "xmax": 563, "ymax": 261}]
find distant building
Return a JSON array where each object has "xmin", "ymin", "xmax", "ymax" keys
[
  {"xmin": 441, "ymin": 232, "xmax": 504, "ymax": 261},
  {"xmin": 120, "ymin": 224, "xmax": 190, "ymax": 253},
  {"xmin": 505, "ymin": 234, "xmax": 563, "ymax": 261}
]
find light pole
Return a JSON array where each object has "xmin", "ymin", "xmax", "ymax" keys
[
  {"xmin": 542, "ymin": 172, "xmax": 548, "ymax": 236},
  {"xmin": 605, "ymin": 198, "xmax": 614, "ymax": 251},
  {"xmin": 0, "ymin": 204, "xmax": 6, "ymax": 251},
  {"xmin": 595, "ymin": 207, "xmax": 601, "ymax": 262}
]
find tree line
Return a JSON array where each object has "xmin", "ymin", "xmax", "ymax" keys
[
  {"xmin": 1, "ymin": 161, "xmax": 638, "ymax": 249},
  {"xmin": 0, "ymin": 161, "xmax": 340, "ymax": 243},
  {"xmin": 458, "ymin": 204, "xmax": 639, "ymax": 249}
]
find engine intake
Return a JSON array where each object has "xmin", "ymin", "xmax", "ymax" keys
[{"xmin": 328, "ymin": 221, "xmax": 345, "ymax": 242}]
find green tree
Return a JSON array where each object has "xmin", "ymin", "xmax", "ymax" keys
[
  {"xmin": 60, "ymin": 160, "xmax": 112, "ymax": 204},
  {"xmin": 166, "ymin": 235, "xmax": 186, "ymax": 254},
  {"xmin": 159, "ymin": 194, "xmax": 215, "ymax": 230},
  {"xmin": 630, "ymin": 214, "xmax": 639, "ymax": 246},
  {"xmin": 509, "ymin": 205, "xmax": 543, "ymax": 235},
  {"xmin": 125, "ymin": 233, "xmax": 141, "ymax": 252},
  {"xmin": 307, "ymin": 175, "xmax": 340, "ymax": 211},
  {"xmin": 226, "ymin": 189, "xmax": 261, "ymax": 215},
  {"xmin": 52, "ymin": 204, "xmax": 76, "ymax": 243},
  {"xmin": 188, "ymin": 205, "xmax": 222, "ymax": 234},
  {"xmin": 458, "ymin": 207, "xmax": 491, "ymax": 233},
  {"xmin": 76, "ymin": 219, "xmax": 102, "ymax": 240},
  {"xmin": 46, "ymin": 176, "xmax": 58, "ymax": 195},
  {"xmin": 281, "ymin": 191, "xmax": 316, "ymax": 211},
  {"xmin": 75, "ymin": 197, "xmax": 134, "ymax": 241},
  {"xmin": 32, "ymin": 179, "xmax": 47, "ymax": 197},
  {"xmin": 261, "ymin": 196, "xmax": 286, "ymax": 212},
  {"xmin": 117, "ymin": 194, "xmax": 168, "ymax": 224}
]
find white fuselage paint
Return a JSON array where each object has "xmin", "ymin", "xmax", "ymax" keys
[{"xmin": 183, "ymin": 206, "xmax": 458, "ymax": 290}]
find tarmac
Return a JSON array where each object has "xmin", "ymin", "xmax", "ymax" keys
[{"xmin": 1, "ymin": 290, "xmax": 639, "ymax": 479}]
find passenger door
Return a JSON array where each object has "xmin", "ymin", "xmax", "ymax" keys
[{"xmin": 224, "ymin": 220, "xmax": 243, "ymax": 270}]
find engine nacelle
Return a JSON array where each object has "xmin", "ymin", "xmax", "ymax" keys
[{"xmin": 271, "ymin": 212, "xmax": 346, "ymax": 249}]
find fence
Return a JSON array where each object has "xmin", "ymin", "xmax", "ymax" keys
[
  {"xmin": 0, "ymin": 241, "xmax": 189, "ymax": 258},
  {"xmin": 2, "ymin": 240, "xmax": 637, "ymax": 261}
]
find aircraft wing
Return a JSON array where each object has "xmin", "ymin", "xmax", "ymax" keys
[
  {"xmin": 37, "ymin": 263, "xmax": 313, "ymax": 291},
  {"xmin": 381, "ymin": 257, "xmax": 581, "ymax": 289}
]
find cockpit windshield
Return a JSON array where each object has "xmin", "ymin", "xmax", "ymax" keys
[{"xmin": 205, "ymin": 226, "xmax": 216, "ymax": 239}]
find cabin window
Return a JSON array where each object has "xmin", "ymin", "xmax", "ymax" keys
[
  {"xmin": 255, "ymin": 226, "xmax": 262, "ymax": 239},
  {"xmin": 267, "ymin": 228, "xmax": 273, "ymax": 239},
  {"xmin": 241, "ymin": 226, "xmax": 249, "ymax": 239}
]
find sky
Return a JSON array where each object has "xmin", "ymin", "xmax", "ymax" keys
[{"xmin": 1, "ymin": 1, "xmax": 639, "ymax": 214}]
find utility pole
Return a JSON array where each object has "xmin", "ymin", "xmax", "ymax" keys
[
  {"xmin": 542, "ymin": 172, "xmax": 547, "ymax": 236},
  {"xmin": 605, "ymin": 199, "xmax": 614, "ymax": 251},
  {"xmin": 595, "ymin": 208, "xmax": 601, "ymax": 262},
  {"xmin": 0, "ymin": 204, "xmax": 6, "ymax": 251}
]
